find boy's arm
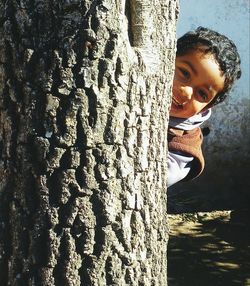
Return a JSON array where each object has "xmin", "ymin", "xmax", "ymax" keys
[{"xmin": 167, "ymin": 151, "xmax": 193, "ymax": 187}]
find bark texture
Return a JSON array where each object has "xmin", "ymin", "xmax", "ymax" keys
[{"xmin": 0, "ymin": 0, "xmax": 178, "ymax": 285}]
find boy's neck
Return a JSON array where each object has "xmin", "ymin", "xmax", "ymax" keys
[{"xmin": 169, "ymin": 109, "xmax": 211, "ymax": 131}]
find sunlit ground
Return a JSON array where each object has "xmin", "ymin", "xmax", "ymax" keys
[{"xmin": 168, "ymin": 210, "xmax": 250, "ymax": 286}]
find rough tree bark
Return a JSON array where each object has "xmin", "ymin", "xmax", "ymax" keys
[{"xmin": 0, "ymin": 0, "xmax": 178, "ymax": 285}]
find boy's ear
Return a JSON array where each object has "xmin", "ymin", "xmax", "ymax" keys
[{"xmin": 202, "ymin": 96, "xmax": 218, "ymax": 110}]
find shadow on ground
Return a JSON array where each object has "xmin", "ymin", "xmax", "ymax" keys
[{"xmin": 167, "ymin": 209, "xmax": 250, "ymax": 286}]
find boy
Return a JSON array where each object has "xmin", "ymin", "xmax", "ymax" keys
[{"xmin": 167, "ymin": 27, "xmax": 241, "ymax": 187}]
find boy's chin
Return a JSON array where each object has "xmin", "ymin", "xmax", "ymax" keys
[
  {"xmin": 169, "ymin": 106, "xmax": 202, "ymax": 118},
  {"xmin": 169, "ymin": 110, "xmax": 191, "ymax": 119}
]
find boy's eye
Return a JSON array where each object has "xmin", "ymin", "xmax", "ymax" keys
[
  {"xmin": 197, "ymin": 89, "xmax": 209, "ymax": 101},
  {"xmin": 179, "ymin": 68, "xmax": 190, "ymax": 79}
]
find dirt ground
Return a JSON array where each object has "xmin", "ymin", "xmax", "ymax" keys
[{"xmin": 167, "ymin": 210, "xmax": 250, "ymax": 286}]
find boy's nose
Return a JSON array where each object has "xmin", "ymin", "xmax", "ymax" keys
[{"xmin": 180, "ymin": 86, "xmax": 193, "ymax": 100}]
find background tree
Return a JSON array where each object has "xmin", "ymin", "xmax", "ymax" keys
[{"xmin": 0, "ymin": 0, "xmax": 178, "ymax": 285}]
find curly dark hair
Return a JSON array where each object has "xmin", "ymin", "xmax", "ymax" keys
[{"xmin": 176, "ymin": 26, "xmax": 241, "ymax": 106}]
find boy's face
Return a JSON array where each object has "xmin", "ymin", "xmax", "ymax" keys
[{"xmin": 170, "ymin": 49, "xmax": 225, "ymax": 118}]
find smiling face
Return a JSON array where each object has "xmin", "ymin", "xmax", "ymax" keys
[{"xmin": 170, "ymin": 49, "xmax": 225, "ymax": 118}]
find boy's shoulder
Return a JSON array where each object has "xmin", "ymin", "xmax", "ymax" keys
[{"xmin": 168, "ymin": 126, "xmax": 205, "ymax": 180}]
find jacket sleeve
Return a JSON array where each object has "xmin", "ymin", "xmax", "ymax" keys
[{"xmin": 167, "ymin": 151, "xmax": 193, "ymax": 187}]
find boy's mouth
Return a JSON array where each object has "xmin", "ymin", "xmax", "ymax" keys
[{"xmin": 172, "ymin": 96, "xmax": 184, "ymax": 108}]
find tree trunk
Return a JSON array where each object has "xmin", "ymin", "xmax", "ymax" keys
[{"xmin": 0, "ymin": 0, "xmax": 178, "ymax": 285}]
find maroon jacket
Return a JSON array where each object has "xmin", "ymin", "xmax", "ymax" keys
[{"xmin": 168, "ymin": 126, "xmax": 204, "ymax": 181}]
